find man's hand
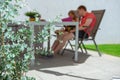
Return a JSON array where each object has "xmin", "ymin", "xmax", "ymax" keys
[{"xmin": 79, "ymin": 26, "xmax": 85, "ymax": 30}]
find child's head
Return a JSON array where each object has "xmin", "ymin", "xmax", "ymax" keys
[{"xmin": 68, "ymin": 10, "xmax": 77, "ymax": 20}]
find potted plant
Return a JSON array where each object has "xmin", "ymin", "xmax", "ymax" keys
[{"xmin": 25, "ymin": 11, "xmax": 40, "ymax": 21}]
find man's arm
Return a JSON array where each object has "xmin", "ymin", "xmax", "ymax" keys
[
  {"xmin": 70, "ymin": 18, "xmax": 93, "ymax": 33},
  {"xmin": 79, "ymin": 18, "xmax": 93, "ymax": 30}
]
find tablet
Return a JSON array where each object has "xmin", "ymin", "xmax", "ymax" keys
[{"xmin": 62, "ymin": 17, "xmax": 72, "ymax": 22}]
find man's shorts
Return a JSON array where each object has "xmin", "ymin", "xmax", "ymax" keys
[{"xmin": 73, "ymin": 30, "xmax": 88, "ymax": 39}]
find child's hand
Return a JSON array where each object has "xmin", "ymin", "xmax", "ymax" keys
[{"xmin": 70, "ymin": 29, "xmax": 75, "ymax": 33}]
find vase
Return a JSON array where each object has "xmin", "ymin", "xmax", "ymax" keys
[{"xmin": 29, "ymin": 17, "xmax": 36, "ymax": 21}]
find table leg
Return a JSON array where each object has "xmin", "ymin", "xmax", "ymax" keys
[
  {"xmin": 74, "ymin": 23, "xmax": 79, "ymax": 62},
  {"xmin": 29, "ymin": 23, "xmax": 35, "ymax": 65}
]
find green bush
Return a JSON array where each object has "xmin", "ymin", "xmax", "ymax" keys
[{"xmin": 0, "ymin": 0, "xmax": 35, "ymax": 80}]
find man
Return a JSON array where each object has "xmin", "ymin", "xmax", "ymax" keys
[{"xmin": 52, "ymin": 5, "xmax": 96, "ymax": 54}]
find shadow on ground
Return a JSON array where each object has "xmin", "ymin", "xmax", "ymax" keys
[
  {"xmin": 28, "ymin": 49, "xmax": 101, "ymax": 80},
  {"xmin": 30, "ymin": 49, "xmax": 90, "ymax": 69},
  {"xmin": 39, "ymin": 69, "xmax": 99, "ymax": 80}
]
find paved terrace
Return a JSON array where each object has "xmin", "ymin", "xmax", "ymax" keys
[{"xmin": 27, "ymin": 50, "xmax": 120, "ymax": 80}]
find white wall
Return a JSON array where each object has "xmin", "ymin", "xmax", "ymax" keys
[{"xmin": 18, "ymin": 0, "xmax": 120, "ymax": 44}]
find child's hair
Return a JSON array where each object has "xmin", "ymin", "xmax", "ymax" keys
[{"xmin": 68, "ymin": 10, "xmax": 77, "ymax": 21}]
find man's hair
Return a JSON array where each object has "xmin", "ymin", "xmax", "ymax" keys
[{"xmin": 78, "ymin": 5, "xmax": 87, "ymax": 11}]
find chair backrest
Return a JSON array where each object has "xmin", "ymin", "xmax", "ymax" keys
[{"xmin": 89, "ymin": 10, "xmax": 105, "ymax": 39}]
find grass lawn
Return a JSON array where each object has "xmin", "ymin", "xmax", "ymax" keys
[{"xmin": 85, "ymin": 44, "xmax": 120, "ymax": 57}]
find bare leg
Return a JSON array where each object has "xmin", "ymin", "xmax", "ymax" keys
[
  {"xmin": 54, "ymin": 33, "xmax": 74, "ymax": 54},
  {"xmin": 51, "ymin": 40, "xmax": 59, "ymax": 51},
  {"xmin": 51, "ymin": 31, "xmax": 68, "ymax": 52},
  {"xmin": 52, "ymin": 33, "xmax": 63, "ymax": 51}
]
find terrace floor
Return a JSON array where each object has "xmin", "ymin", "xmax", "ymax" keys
[{"xmin": 27, "ymin": 50, "xmax": 120, "ymax": 80}]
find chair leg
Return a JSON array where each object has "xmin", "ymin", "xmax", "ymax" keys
[
  {"xmin": 93, "ymin": 40, "xmax": 102, "ymax": 56},
  {"xmin": 78, "ymin": 41, "xmax": 84, "ymax": 53},
  {"xmin": 68, "ymin": 40, "xmax": 74, "ymax": 50},
  {"xmin": 61, "ymin": 42, "xmax": 69, "ymax": 55},
  {"xmin": 61, "ymin": 40, "xmax": 74, "ymax": 55},
  {"xmin": 81, "ymin": 41, "xmax": 88, "ymax": 54}
]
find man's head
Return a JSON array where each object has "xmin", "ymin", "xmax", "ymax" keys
[{"xmin": 77, "ymin": 5, "xmax": 87, "ymax": 16}]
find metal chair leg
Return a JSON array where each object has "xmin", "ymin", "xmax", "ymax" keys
[
  {"xmin": 93, "ymin": 40, "xmax": 102, "ymax": 56},
  {"xmin": 78, "ymin": 41, "xmax": 84, "ymax": 53},
  {"xmin": 81, "ymin": 41, "xmax": 88, "ymax": 54},
  {"xmin": 61, "ymin": 41, "xmax": 69, "ymax": 55},
  {"xmin": 78, "ymin": 40, "xmax": 83, "ymax": 52},
  {"xmin": 68, "ymin": 40, "xmax": 74, "ymax": 50}
]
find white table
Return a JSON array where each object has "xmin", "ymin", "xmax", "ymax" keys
[{"xmin": 29, "ymin": 21, "xmax": 79, "ymax": 63}]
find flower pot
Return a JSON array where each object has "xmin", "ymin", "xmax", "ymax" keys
[{"xmin": 29, "ymin": 17, "xmax": 36, "ymax": 21}]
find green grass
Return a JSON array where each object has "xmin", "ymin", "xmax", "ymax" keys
[{"xmin": 85, "ymin": 44, "xmax": 120, "ymax": 57}]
